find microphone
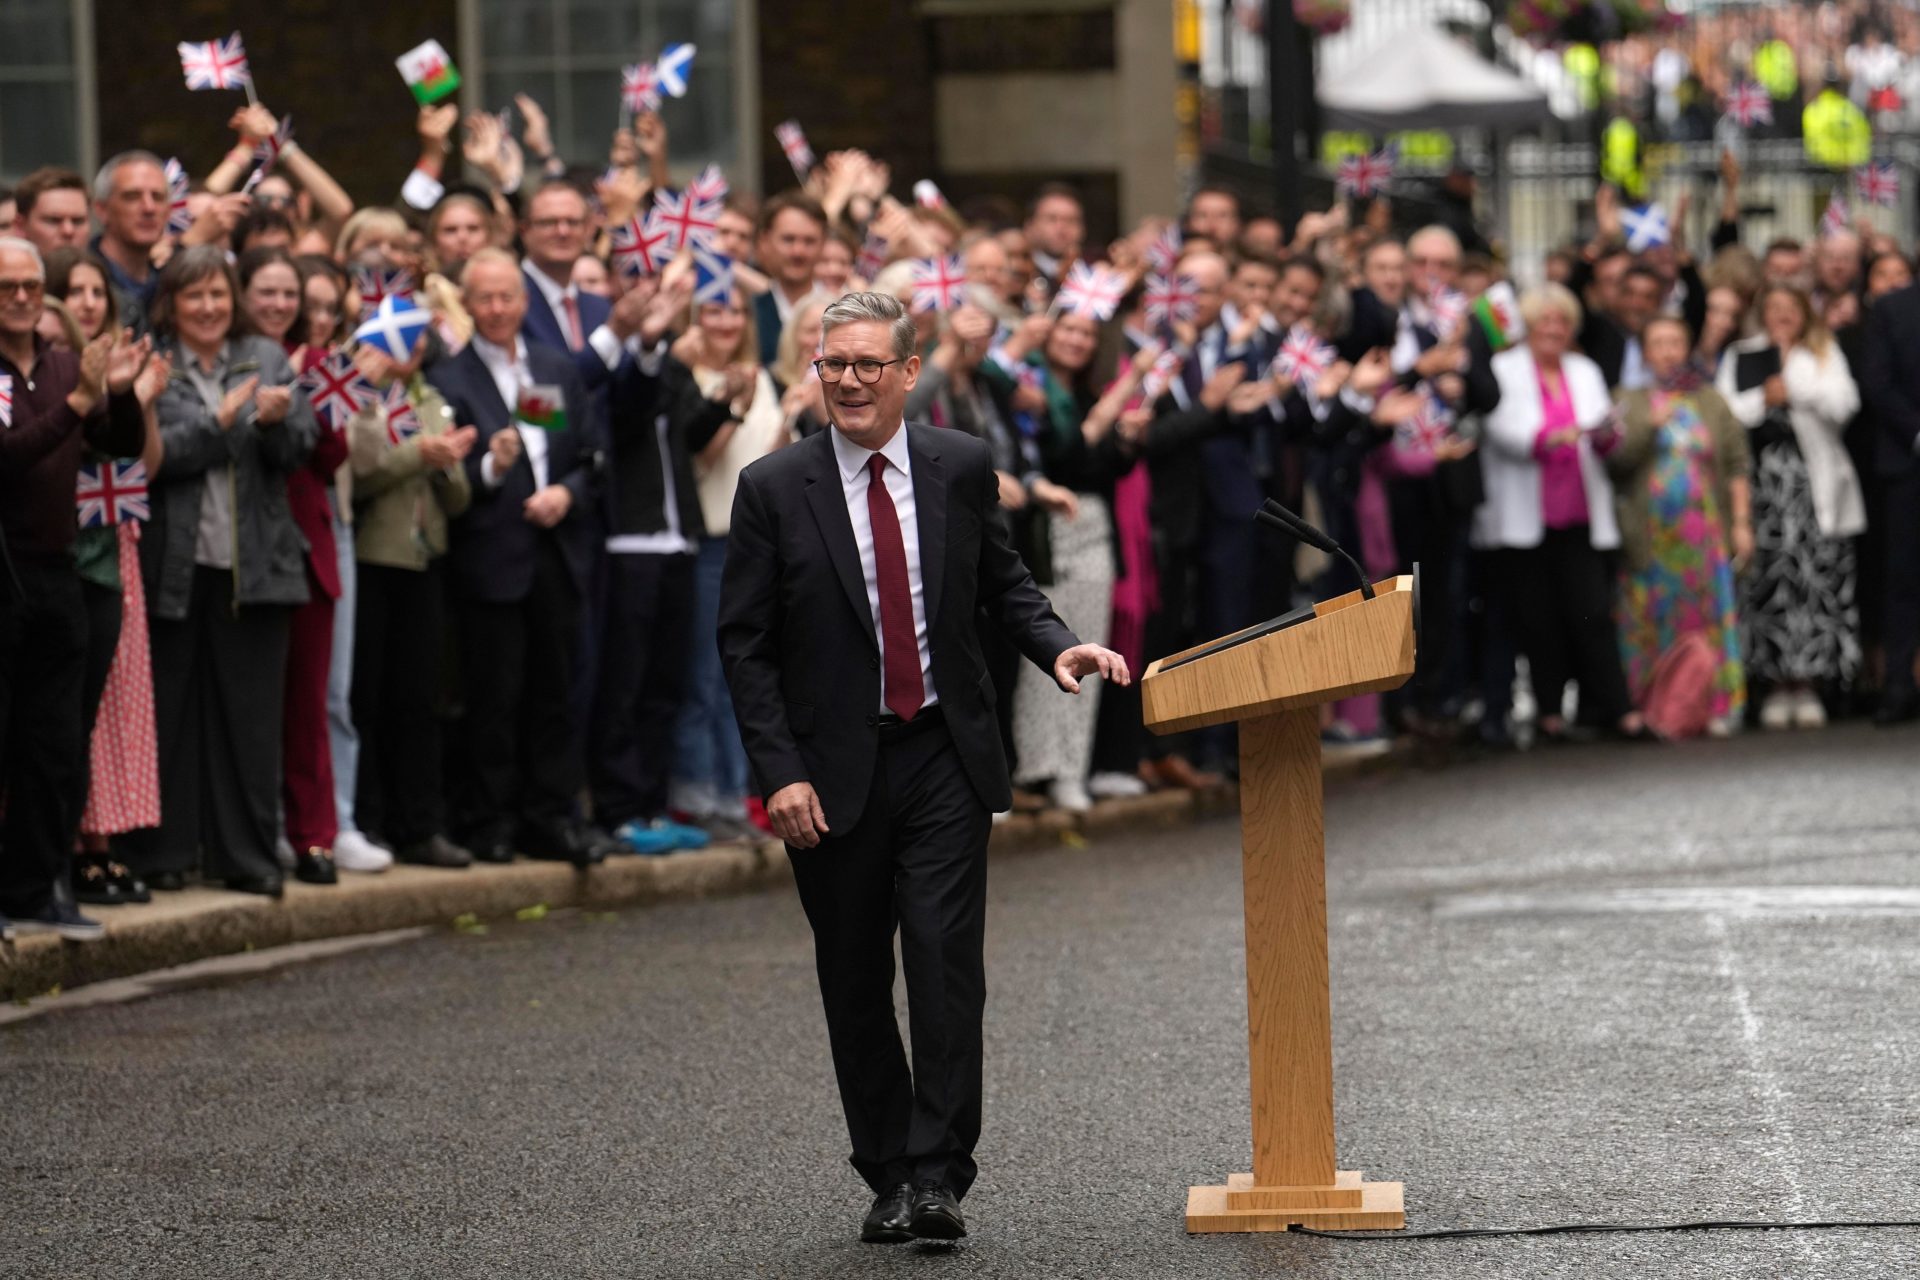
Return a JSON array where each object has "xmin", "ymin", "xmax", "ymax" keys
[{"xmin": 1257, "ymin": 499, "xmax": 1375, "ymax": 601}]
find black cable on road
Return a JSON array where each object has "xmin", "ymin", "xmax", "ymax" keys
[{"xmin": 1290, "ymin": 1218, "xmax": 1920, "ymax": 1241}]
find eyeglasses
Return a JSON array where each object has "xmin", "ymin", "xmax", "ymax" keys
[
  {"xmin": 813, "ymin": 357, "xmax": 902, "ymax": 384},
  {"xmin": 527, "ymin": 216, "xmax": 586, "ymax": 231},
  {"xmin": 0, "ymin": 278, "xmax": 44, "ymax": 297}
]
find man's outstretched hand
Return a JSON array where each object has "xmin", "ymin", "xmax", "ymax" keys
[
  {"xmin": 1054, "ymin": 644, "xmax": 1131, "ymax": 694},
  {"xmin": 767, "ymin": 781, "xmax": 830, "ymax": 849}
]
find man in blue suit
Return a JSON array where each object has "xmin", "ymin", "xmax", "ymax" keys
[
  {"xmin": 428, "ymin": 247, "xmax": 606, "ymax": 868},
  {"xmin": 518, "ymin": 181, "xmax": 625, "ymax": 389}
]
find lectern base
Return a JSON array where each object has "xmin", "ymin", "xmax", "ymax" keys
[{"xmin": 1186, "ymin": 1172, "xmax": 1406, "ymax": 1233}]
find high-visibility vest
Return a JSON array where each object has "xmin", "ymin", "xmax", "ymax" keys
[
  {"xmin": 1754, "ymin": 40, "xmax": 1798, "ymax": 100},
  {"xmin": 1803, "ymin": 90, "xmax": 1872, "ymax": 169},
  {"xmin": 1601, "ymin": 117, "xmax": 1646, "ymax": 200},
  {"xmin": 1566, "ymin": 43, "xmax": 1601, "ymax": 112}
]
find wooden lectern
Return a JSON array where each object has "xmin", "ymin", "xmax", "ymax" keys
[{"xmin": 1141, "ymin": 574, "xmax": 1418, "ymax": 1233}]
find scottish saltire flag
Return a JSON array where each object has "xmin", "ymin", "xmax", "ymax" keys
[
  {"xmin": 1145, "ymin": 224, "xmax": 1183, "ymax": 275},
  {"xmin": 651, "ymin": 188, "xmax": 719, "ymax": 253},
  {"xmin": 687, "ymin": 165, "xmax": 729, "ymax": 204},
  {"xmin": 1055, "ymin": 261, "xmax": 1127, "ymax": 322},
  {"xmin": 75, "ymin": 460, "xmax": 150, "ymax": 527},
  {"xmin": 692, "ymin": 245, "xmax": 735, "ymax": 305},
  {"xmin": 0, "ymin": 373, "xmax": 11, "ymax": 428},
  {"xmin": 609, "ymin": 215, "xmax": 673, "ymax": 279},
  {"xmin": 355, "ymin": 294, "xmax": 432, "ymax": 361},
  {"xmin": 242, "ymin": 115, "xmax": 292, "ymax": 194},
  {"xmin": 621, "ymin": 63, "xmax": 660, "ymax": 115},
  {"xmin": 178, "ymin": 32, "xmax": 251, "ymax": 92},
  {"xmin": 164, "ymin": 158, "xmax": 193, "ymax": 235},
  {"xmin": 1274, "ymin": 326, "xmax": 1336, "ymax": 384},
  {"xmin": 298, "ymin": 350, "xmax": 377, "ymax": 430},
  {"xmin": 774, "ymin": 120, "xmax": 814, "ymax": 182},
  {"xmin": 381, "ymin": 382, "xmax": 421, "ymax": 446},
  {"xmin": 1725, "ymin": 80, "xmax": 1773, "ymax": 128},
  {"xmin": 353, "ymin": 267, "xmax": 415, "ymax": 321},
  {"xmin": 655, "ymin": 43, "xmax": 696, "ymax": 98},
  {"xmin": 1856, "ymin": 162, "xmax": 1899, "ymax": 207},
  {"xmin": 908, "ymin": 255, "xmax": 967, "ymax": 313},
  {"xmin": 1622, "ymin": 203, "xmax": 1669, "ymax": 253},
  {"xmin": 1335, "ymin": 147, "xmax": 1394, "ymax": 199},
  {"xmin": 1820, "ymin": 190, "xmax": 1851, "ymax": 238},
  {"xmin": 1143, "ymin": 273, "xmax": 1198, "ymax": 327}
]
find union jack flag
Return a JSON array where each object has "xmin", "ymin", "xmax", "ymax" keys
[
  {"xmin": 1396, "ymin": 390, "xmax": 1455, "ymax": 454},
  {"xmin": 353, "ymin": 267, "xmax": 415, "ymax": 321},
  {"xmin": 298, "ymin": 350, "xmax": 377, "ymax": 431},
  {"xmin": 1335, "ymin": 147, "xmax": 1394, "ymax": 199},
  {"xmin": 1137, "ymin": 346, "xmax": 1184, "ymax": 403},
  {"xmin": 610, "ymin": 214, "xmax": 673, "ymax": 279},
  {"xmin": 1144, "ymin": 223, "xmax": 1183, "ymax": 275},
  {"xmin": 382, "ymin": 382, "xmax": 421, "ymax": 446},
  {"xmin": 164, "ymin": 158, "xmax": 194, "ymax": 236},
  {"xmin": 1820, "ymin": 190, "xmax": 1851, "ymax": 239},
  {"xmin": 1855, "ymin": 162, "xmax": 1900, "ymax": 208},
  {"xmin": 242, "ymin": 115, "xmax": 292, "ymax": 195},
  {"xmin": 856, "ymin": 229, "xmax": 890, "ymax": 280},
  {"xmin": 651, "ymin": 188, "xmax": 719, "ymax": 253},
  {"xmin": 0, "ymin": 373, "xmax": 12, "ymax": 428},
  {"xmin": 687, "ymin": 164, "xmax": 729, "ymax": 204},
  {"xmin": 1428, "ymin": 286, "xmax": 1469, "ymax": 339},
  {"xmin": 774, "ymin": 120, "xmax": 814, "ymax": 183},
  {"xmin": 1724, "ymin": 80, "xmax": 1773, "ymax": 128},
  {"xmin": 1055, "ymin": 261, "xmax": 1128, "ymax": 322},
  {"xmin": 75, "ymin": 460, "xmax": 150, "ymax": 527},
  {"xmin": 1142, "ymin": 272, "xmax": 1199, "ymax": 327},
  {"xmin": 178, "ymin": 32, "xmax": 251, "ymax": 92},
  {"xmin": 621, "ymin": 63, "xmax": 660, "ymax": 115},
  {"xmin": 1273, "ymin": 326, "xmax": 1336, "ymax": 384},
  {"xmin": 908, "ymin": 255, "xmax": 968, "ymax": 313}
]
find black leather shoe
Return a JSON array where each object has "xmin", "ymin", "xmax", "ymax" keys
[
  {"xmin": 293, "ymin": 847, "xmax": 338, "ymax": 886},
  {"xmin": 398, "ymin": 834, "xmax": 474, "ymax": 869},
  {"xmin": 860, "ymin": 1183, "xmax": 916, "ymax": 1244},
  {"xmin": 74, "ymin": 855, "xmax": 130, "ymax": 906},
  {"xmin": 107, "ymin": 860, "xmax": 151, "ymax": 904},
  {"xmin": 578, "ymin": 824, "xmax": 624, "ymax": 862},
  {"xmin": 518, "ymin": 820, "xmax": 599, "ymax": 868},
  {"xmin": 147, "ymin": 869, "xmax": 188, "ymax": 892},
  {"xmin": 907, "ymin": 1181, "xmax": 966, "ymax": 1240},
  {"xmin": 224, "ymin": 873, "xmax": 285, "ymax": 899},
  {"xmin": 1873, "ymin": 692, "xmax": 1920, "ymax": 727}
]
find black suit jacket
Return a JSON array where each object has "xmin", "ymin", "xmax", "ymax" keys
[
  {"xmin": 427, "ymin": 339, "xmax": 600, "ymax": 603},
  {"xmin": 719, "ymin": 423, "xmax": 1080, "ymax": 831},
  {"xmin": 1857, "ymin": 283, "xmax": 1920, "ymax": 479}
]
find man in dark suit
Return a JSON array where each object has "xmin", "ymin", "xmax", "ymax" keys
[
  {"xmin": 749, "ymin": 191, "xmax": 828, "ymax": 366},
  {"xmin": 719, "ymin": 291, "xmax": 1127, "ymax": 1243},
  {"xmin": 1856, "ymin": 281, "xmax": 1920, "ymax": 725},
  {"xmin": 518, "ymin": 181, "xmax": 623, "ymax": 391},
  {"xmin": 428, "ymin": 248, "xmax": 604, "ymax": 866}
]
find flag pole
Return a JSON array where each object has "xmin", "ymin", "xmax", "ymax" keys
[{"xmin": 244, "ymin": 77, "xmax": 259, "ymax": 108}]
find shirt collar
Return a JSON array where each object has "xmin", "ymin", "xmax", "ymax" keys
[
  {"xmin": 472, "ymin": 332, "xmax": 527, "ymax": 369},
  {"xmin": 830, "ymin": 421, "xmax": 911, "ymax": 484},
  {"xmin": 524, "ymin": 261, "xmax": 574, "ymax": 313}
]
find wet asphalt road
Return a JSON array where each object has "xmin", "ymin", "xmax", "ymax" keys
[{"xmin": 5, "ymin": 725, "xmax": 1920, "ymax": 1279}]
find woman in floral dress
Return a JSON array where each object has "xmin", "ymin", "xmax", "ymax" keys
[{"xmin": 1608, "ymin": 316, "xmax": 1754, "ymax": 734}]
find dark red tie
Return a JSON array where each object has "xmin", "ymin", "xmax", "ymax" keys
[
  {"xmin": 867, "ymin": 453, "xmax": 923, "ymax": 722},
  {"xmin": 561, "ymin": 295, "xmax": 585, "ymax": 351}
]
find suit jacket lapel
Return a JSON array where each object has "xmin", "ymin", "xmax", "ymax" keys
[
  {"xmin": 462, "ymin": 345, "xmax": 512, "ymax": 427},
  {"xmin": 801, "ymin": 434, "xmax": 879, "ymax": 651},
  {"xmin": 908, "ymin": 424, "xmax": 947, "ymax": 630}
]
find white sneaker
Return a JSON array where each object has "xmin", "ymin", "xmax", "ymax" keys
[
  {"xmin": 1087, "ymin": 770, "xmax": 1149, "ymax": 799},
  {"xmin": 1706, "ymin": 716, "xmax": 1736, "ymax": 739},
  {"xmin": 1792, "ymin": 689, "xmax": 1827, "ymax": 729},
  {"xmin": 1759, "ymin": 691, "xmax": 1794, "ymax": 731},
  {"xmin": 1049, "ymin": 777, "xmax": 1093, "ymax": 813},
  {"xmin": 333, "ymin": 830, "xmax": 393, "ymax": 874}
]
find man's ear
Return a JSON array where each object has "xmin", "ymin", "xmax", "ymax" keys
[{"xmin": 902, "ymin": 352, "xmax": 920, "ymax": 392}]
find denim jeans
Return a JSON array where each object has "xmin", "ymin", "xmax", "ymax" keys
[
  {"xmin": 669, "ymin": 537, "xmax": 750, "ymax": 818},
  {"xmin": 327, "ymin": 510, "xmax": 361, "ymax": 834}
]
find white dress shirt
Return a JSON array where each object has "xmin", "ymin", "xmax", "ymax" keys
[
  {"xmin": 523, "ymin": 261, "xmax": 627, "ymax": 371},
  {"xmin": 830, "ymin": 423, "xmax": 939, "ymax": 713},
  {"xmin": 471, "ymin": 333, "xmax": 550, "ymax": 490}
]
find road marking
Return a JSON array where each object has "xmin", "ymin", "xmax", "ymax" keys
[
  {"xmin": 1431, "ymin": 885, "xmax": 1920, "ymax": 920},
  {"xmin": 1707, "ymin": 913, "xmax": 1818, "ymax": 1267}
]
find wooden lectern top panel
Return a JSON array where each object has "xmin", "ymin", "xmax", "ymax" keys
[{"xmin": 1139, "ymin": 576, "xmax": 1417, "ymax": 734}]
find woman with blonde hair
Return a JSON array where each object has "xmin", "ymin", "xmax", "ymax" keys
[
  {"xmin": 769, "ymin": 290, "xmax": 831, "ymax": 437},
  {"xmin": 1716, "ymin": 283, "xmax": 1865, "ymax": 728}
]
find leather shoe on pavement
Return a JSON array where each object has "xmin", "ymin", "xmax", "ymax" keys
[
  {"xmin": 859, "ymin": 1183, "xmax": 916, "ymax": 1244},
  {"xmin": 397, "ymin": 834, "xmax": 474, "ymax": 869},
  {"xmin": 908, "ymin": 1181, "xmax": 966, "ymax": 1239}
]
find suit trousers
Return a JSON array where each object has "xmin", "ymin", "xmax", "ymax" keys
[
  {"xmin": 282, "ymin": 575, "xmax": 338, "ymax": 852},
  {"xmin": 451, "ymin": 535, "xmax": 582, "ymax": 842},
  {"xmin": 588, "ymin": 551, "xmax": 694, "ymax": 828},
  {"xmin": 1502, "ymin": 529, "xmax": 1630, "ymax": 727},
  {"xmin": 0, "ymin": 561, "xmax": 89, "ymax": 917},
  {"xmin": 787, "ymin": 712, "xmax": 993, "ymax": 1199},
  {"xmin": 1882, "ymin": 469, "xmax": 1920, "ymax": 699},
  {"xmin": 126, "ymin": 567, "xmax": 291, "ymax": 882},
  {"xmin": 353, "ymin": 561, "xmax": 450, "ymax": 847}
]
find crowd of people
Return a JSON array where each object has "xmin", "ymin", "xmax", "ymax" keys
[{"xmin": 2, "ymin": 80, "xmax": 1917, "ymax": 942}]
